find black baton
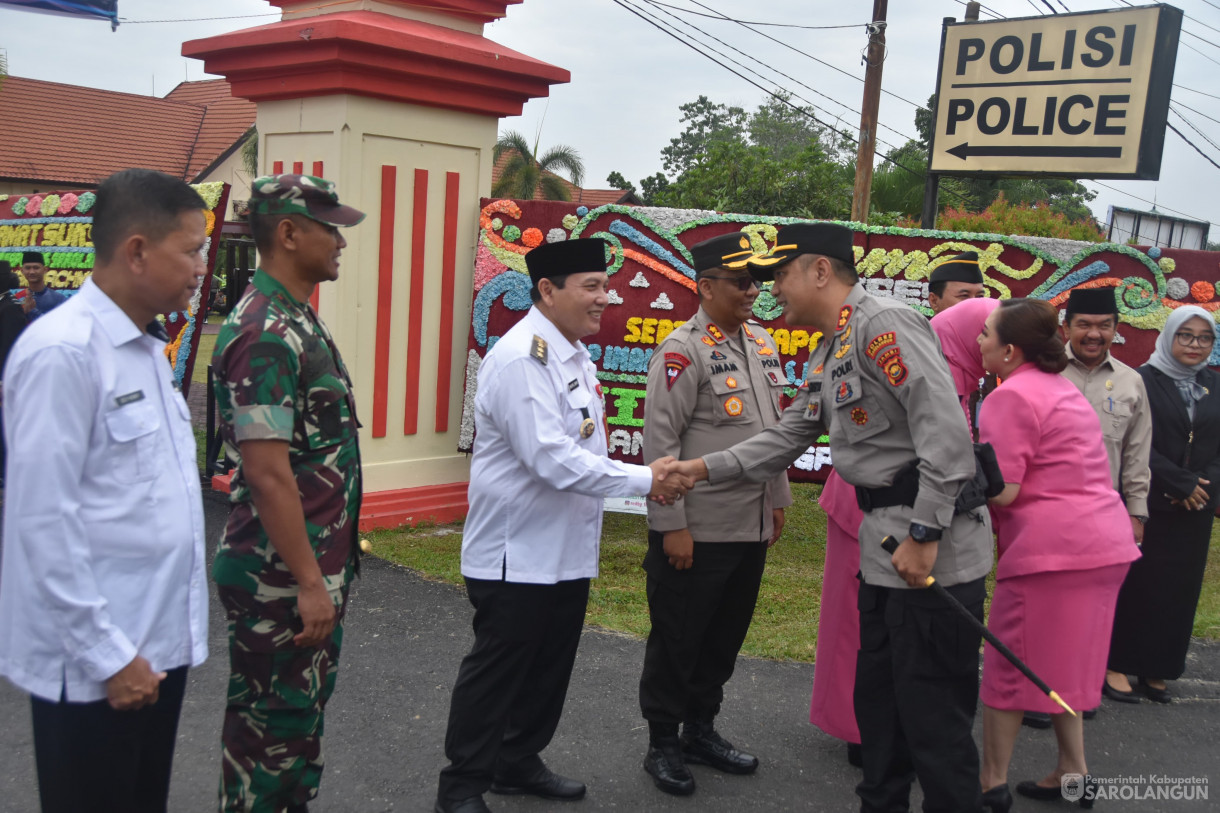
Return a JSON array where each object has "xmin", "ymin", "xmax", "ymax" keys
[{"xmin": 881, "ymin": 535, "xmax": 1076, "ymax": 717}]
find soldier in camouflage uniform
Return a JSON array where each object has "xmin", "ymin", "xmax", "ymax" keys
[{"xmin": 211, "ymin": 174, "xmax": 365, "ymax": 813}]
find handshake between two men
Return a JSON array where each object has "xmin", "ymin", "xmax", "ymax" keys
[{"xmin": 643, "ymin": 457, "xmax": 710, "ymax": 506}]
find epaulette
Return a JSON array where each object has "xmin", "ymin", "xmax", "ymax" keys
[{"xmin": 530, "ymin": 335, "xmax": 548, "ymax": 366}]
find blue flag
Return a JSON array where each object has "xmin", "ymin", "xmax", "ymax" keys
[{"xmin": 0, "ymin": 1, "xmax": 119, "ymax": 30}]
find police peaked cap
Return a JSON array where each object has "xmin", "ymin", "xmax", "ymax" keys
[
  {"xmin": 747, "ymin": 222, "xmax": 855, "ymax": 282},
  {"xmin": 21, "ymin": 251, "xmax": 45, "ymax": 266},
  {"xmin": 1065, "ymin": 287, "xmax": 1118, "ymax": 316},
  {"xmin": 691, "ymin": 233, "xmax": 755, "ymax": 273},
  {"xmin": 525, "ymin": 238, "xmax": 610, "ymax": 286},
  {"xmin": 929, "ymin": 251, "xmax": 984, "ymax": 285}
]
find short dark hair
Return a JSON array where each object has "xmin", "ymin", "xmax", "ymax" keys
[
  {"xmin": 529, "ymin": 273, "xmax": 569, "ymax": 304},
  {"xmin": 0, "ymin": 260, "xmax": 19, "ymax": 290},
  {"xmin": 92, "ymin": 169, "xmax": 207, "ymax": 263},
  {"xmin": 928, "ymin": 280, "xmax": 947, "ymax": 299},
  {"xmin": 829, "ymin": 256, "xmax": 857, "ymax": 285},
  {"xmin": 995, "ymin": 299, "xmax": 1068, "ymax": 374}
]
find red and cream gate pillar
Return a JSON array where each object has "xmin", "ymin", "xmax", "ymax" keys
[{"xmin": 185, "ymin": 1, "xmax": 567, "ymax": 528}]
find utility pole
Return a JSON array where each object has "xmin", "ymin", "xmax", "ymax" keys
[
  {"xmin": 921, "ymin": 2, "xmax": 980, "ymax": 229},
  {"xmin": 850, "ymin": 0, "xmax": 888, "ymax": 223}
]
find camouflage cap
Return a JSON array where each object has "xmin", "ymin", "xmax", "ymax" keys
[{"xmin": 248, "ymin": 174, "xmax": 366, "ymax": 227}]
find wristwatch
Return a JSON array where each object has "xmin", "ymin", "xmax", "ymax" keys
[
  {"xmin": 908, "ymin": 522, "xmax": 943, "ymax": 543},
  {"xmin": 1132, "ymin": 515, "xmax": 1148, "ymax": 525}
]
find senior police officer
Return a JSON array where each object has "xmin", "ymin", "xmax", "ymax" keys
[
  {"xmin": 672, "ymin": 222, "xmax": 993, "ymax": 813},
  {"xmin": 435, "ymin": 238, "xmax": 692, "ymax": 813},
  {"xmin": 638, "ymin": 233, "xmax": 793, "ymax": 796},
  {"xmin": 1056, "ymin": 288, "xmax": 1153, "ymax": 702},
  {"xmin": 927, "ymin": 250, "xmax": 986, "ymax": 315},
  {"xmin": 211, "ymin": 174, "xmax": 366, "ymax": 813}
]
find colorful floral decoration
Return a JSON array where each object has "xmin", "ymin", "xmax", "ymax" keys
[
  {"xmin": 521, "ymin": 227, "xmax": 544, "ymax": 248},
  {"xmin": 26, "ymin": 196, "xmax": 43, "ymax": 217},
  {"xmin": 191, "ymin": 182, "xmax": 224, "ymax": 211},
  {"xmin": 203, "ymin": 209, "xmax": 217, "ymax": 237},
  {"xmin": 11, "ymin": 197, "xmax": 28, "ymax": 215},
  {"xmin": 75, "ymin": 192, "xmax": 96, "ymax": 213},
  {"xmin": 40, "ymin": 195, "xmax": 61, "ymax": 216},
  {"xmin": 464, "ymin": 197, "xmax": 1220, "ymax": 481},
  {"xmin": 57, "ymin": 193, "xmax": 78, "ymax": 214}
]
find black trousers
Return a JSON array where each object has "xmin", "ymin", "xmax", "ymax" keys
[
  {"xmin": 854, "ymin": 578, "xmax": 985, "ymax": 813},
  {"xmin": 30, "ymin": 666, "xmax": 189, "ymax": 813},
  {"xmin": 437, "ymin": 577, "xmax": 589, "ymax": 802},
  {"xmin": 639, "ymin": 531, "xmax": 767, "ymax": 727}
]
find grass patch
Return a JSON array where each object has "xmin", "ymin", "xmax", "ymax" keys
[
  {"xmin": 365, "ymin": 483, "xmax": 1220, "ymax": 661},
  {"xmin": 193, "ymin": 330, "xmax": 219, "ymax": 387}
]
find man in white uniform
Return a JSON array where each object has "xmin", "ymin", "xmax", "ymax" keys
[
  {"xmin": 435, "ymin": 238, "xmax": 691, "ymax": 813},
  {"xmin": 0, "ymin": 168, "xmax": 209, "ymax": 813}
]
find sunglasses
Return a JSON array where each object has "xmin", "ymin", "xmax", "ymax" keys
[{"xmin": 701, "ymin": 274, "xmax": 758, "ymax": 292}]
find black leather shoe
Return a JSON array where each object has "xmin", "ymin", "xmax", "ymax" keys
[
  {"xmin": 644, "ymin": 739, "xmax": 695, "ymax": 796},
  {"xmin": 490, "ymin": 766, "xmax": 585, "ymax": 801},
  {"xmin": 681, "ymin": 721, "xmax": 759, "ymax": 774},
  {"xmin": 1102, "ymin": 680, "xmax": 1141, "ymax": 704},
  {"xmin": 846, "ymin": 742, "xmax": 863, "ymax": 768},
  {"xmin": 1015, "ymin": 780, "xmax": 1062, "ymax": 801},
  {"xmin": 1022, "ymin": 711, "xmax": 1053, "ymax": 729},
  {"xmin": 1138, "ymin": 678, "xmax": 1171, "ymax": 704},
  {"xmin": 982, "ymin": 784, "xmax": 1013, "ymax": 813},
  {"xmin": 434, "ymin": 796, "xmax": 491, "ymax": 813}
]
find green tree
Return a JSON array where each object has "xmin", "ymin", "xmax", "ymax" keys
[
  {"xmin": 241, "ymin": 126, "xmax": 258, "ymax": 176},
  {"xmin": 909, "ymin": 194, "xmax": 1107, "ymax": 241},
  {"xmin": 639, "ymin": 173, "xmax": 670, "ymax": 206},
  {"xmin": 606, "ymin": 171, "xmax": 635, "ymax": 193},
  {"xmin": 492, "ymin": 130, "xmax": 585, "ymax": 201},
  {"xmin": 660, "ymin": 96, "xmax": 748, "ymax": 178}
]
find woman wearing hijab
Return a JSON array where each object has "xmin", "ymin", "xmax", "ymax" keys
[
  {"xmin": 975, "ymin": 299, "xmax": 1141, "ymax": 811},
  {"xmin": 1107, "ymin": 306, "xmax": 1220, "ymax": 704},
  {"xmin": 931, "ymin": 296, "xmax": 1000, "ymax": 433}
]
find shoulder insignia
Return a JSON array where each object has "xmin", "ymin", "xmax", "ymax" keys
[
  {"xmin": 664, "ymin": 352, "xmax": 692, "ymax": 390},
  {"xmin": 743, "ymin": 325, "xmax": 755, "ymax": 339},
  {"xmin": 866, "ymin": 331, "xmax": 897, "ymax": 360},
  {"xmin": 882, "ymin": 355, "xmax": 909, "ymax": 387},
  {"xmin": 842, "ymin": 325, "xmax": 852, "ymax": 341},
  {"xmin": 706, "ymin": 323, "xmax": 725, "ymax": 342},
  {"xmin": 701, "ymin": 335, "xmax": 716, "ymax": 347},
  {"xmin": 836, "ymin": 305, "xmax": 853, "ymax": 332},
  {"xmin": 531, "ymin": 335, "xmax": 548, "ymax": 365}
]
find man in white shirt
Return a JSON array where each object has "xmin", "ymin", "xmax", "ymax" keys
[
  {"xmin": 435, "ymin": 238, "xmax": 692, "ymax": 813},
  {"xmin": 0, "ymin": 168, "xmax": 209, "ymax": 813}
]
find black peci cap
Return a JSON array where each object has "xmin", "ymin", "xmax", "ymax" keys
[
  {"xmin": 524, "ymin": 238, "xmax": 610, "ymax": 286},
  {"xmin": 747, "ymin": 222, "xmax": 854, "ymax": 282}
]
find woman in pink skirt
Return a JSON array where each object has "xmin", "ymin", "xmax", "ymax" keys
[{"xmin": 976, "ymin": 299, "xmax": 1141, "ymax": 811}]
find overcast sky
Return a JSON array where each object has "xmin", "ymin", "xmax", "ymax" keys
[{"xmin": 2, "ymin": 0, "xmax": 1218, "ymax": 232}]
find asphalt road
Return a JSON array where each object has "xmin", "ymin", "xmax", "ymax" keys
[{"xmin": 2, "ymin": 491, "xmax": 1218, "ymax": 812}]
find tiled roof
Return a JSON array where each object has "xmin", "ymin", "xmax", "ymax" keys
[
  {"xmin": 491, "ymin": 152, "xmax": 641, "ymax": 206},
  {"xmin": 0, "ymin": 76, "xmax": 255, "ymax": 186}
]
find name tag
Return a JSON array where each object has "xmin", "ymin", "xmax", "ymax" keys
[{"xmin": 115, "ymin": 390, "xmax": 145, "ymax": 407}]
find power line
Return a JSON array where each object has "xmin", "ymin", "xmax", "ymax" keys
[
  {"xmin": 1171, "ymin": 100, "xmax": 1220, "ymax": 128},
  {"xmin": 1168, "ymin": 118, "xmax": 1220, "ymax": 171},
  {"xmin": 118, "ymin": 13, "xmax": 278, "ymax": 23},
  {"xmin": 638, "ymin": 0, "xmax": 923, "ymax": 149},
  {"xmin": 1089, "ymin": 178, "xmax": 1220, "ymax": 229},
  {"xmin": 1175, "ymin": 83, "xmax": 1220, "ymax": 102},
  {"xmin": 646, "ymin": 2, "xmax": 864, "ymax": 29}
]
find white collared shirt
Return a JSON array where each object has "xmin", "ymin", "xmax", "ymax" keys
[
  {"xmin": 463, "ymin": 306, "xmax": 654, "ymax": 584},
  {"xmin": 0, "ymin": 279, "xmax": 207, "ymax": 702}
]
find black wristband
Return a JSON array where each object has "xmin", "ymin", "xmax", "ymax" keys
[{"xmin": 909, "ymin": 522, "xmax": 943, "ymax": 543}]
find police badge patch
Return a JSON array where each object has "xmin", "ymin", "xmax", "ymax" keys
[{"xmin": 664, "ymin": 352, "xmax": 691, "ymax": 390}]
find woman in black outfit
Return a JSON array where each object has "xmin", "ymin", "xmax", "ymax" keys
[{"xmin": 1107, "ymin": 305, "xmax": 1220, "ymax": 704}]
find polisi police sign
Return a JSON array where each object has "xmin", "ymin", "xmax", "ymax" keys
[{"xmin": 929, "ymin": 4, "xmax": 1182, "ymax": 179}]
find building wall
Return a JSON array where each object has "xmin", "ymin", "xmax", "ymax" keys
[{"xmin": 199, "ymin": 147, "xmax": 253, "ymax": 222}]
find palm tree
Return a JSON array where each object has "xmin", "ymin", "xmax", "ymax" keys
[{"xmin": 492, "ymin": 130, "xmax": 585, "ymax": 201}]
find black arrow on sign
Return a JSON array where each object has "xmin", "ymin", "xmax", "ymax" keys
[{"xmin": 945, "ymin": 142, "xmax": 1123, "ymax": 160}]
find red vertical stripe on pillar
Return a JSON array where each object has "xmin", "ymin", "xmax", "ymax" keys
[
  {"xmin": 434, "ymin": 172, "xmax": 460, "ymax": 433},
  {"xmin": 404, "ymin": 169, "xmax": 429, "ymax": 436},
  {"xmin": 292, "ymin": 161, "xmax": 303, "ymax": 174},
  {"xmin": 272, "ymin": 160, "xmax": 283, "ymax": 174},
  {"xmin": 312, "ymin": 161, "xmax": 324, "ymax": 177},
  {"xmin": 371, "ymin": 165, "xmax": 397, "ymax": 438}
]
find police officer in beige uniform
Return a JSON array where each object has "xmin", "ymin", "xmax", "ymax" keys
[
  {"xmin": 639, "ymin": 233, "xmax": 793, "ymax": 796},
  {"xmin": 1058, "ymin": 288, "xmax": 1152, "ymax": 703},
  {"xmin": 674, "ymin": 223, "xmax": 993, "ymax": 813}
]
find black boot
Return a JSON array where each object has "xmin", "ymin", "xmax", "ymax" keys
[
  {"xmin": 680, "ymin": 719, "xmax": 758, "ymax": 775},
  {"xmin": 644, "ymin": 722, "xmax": 695, "ymax": 796}
]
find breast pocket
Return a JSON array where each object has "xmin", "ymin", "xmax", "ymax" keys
[
  {"xmin": 835, "ymin": 391, "xmax": 892, "ymax": 444},
  {"xmin": 104, "ymin": 401, "xmax": 162, "ymax": 483},
  {"xmin": 1102, "ymin": 399, "xmax": 1132, "ymax": 441},
  {"xmin": 710, "ymin": 376, "xmax": 752, "ymax": 426}
]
